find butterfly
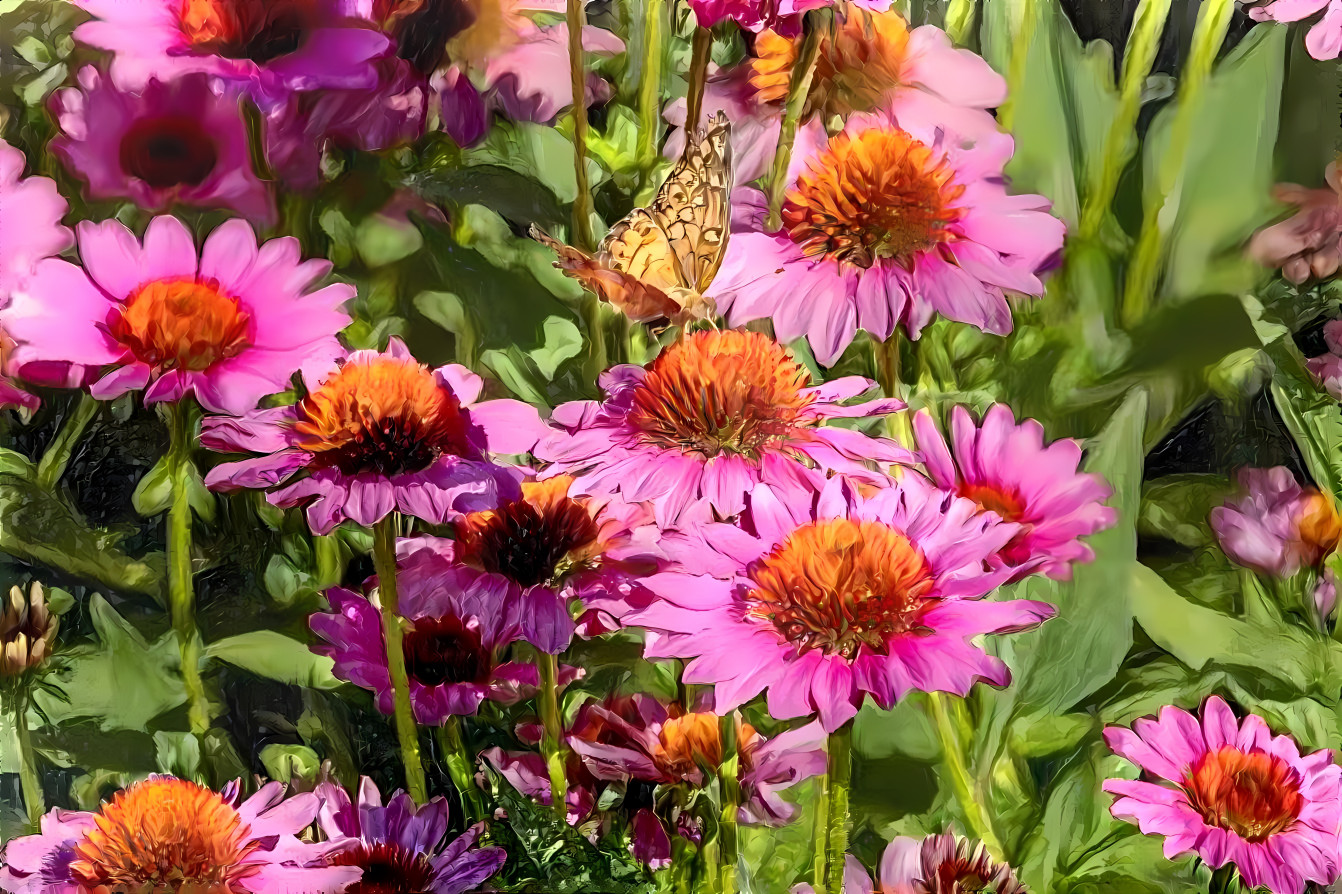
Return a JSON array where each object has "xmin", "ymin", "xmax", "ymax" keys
[{"xmin": 531, "ymin": 111, "xmax": 732, "ymax": 326}]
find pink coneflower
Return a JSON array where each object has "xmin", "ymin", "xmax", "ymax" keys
[
  {"xmin": 202, "ymin": 338, "xmax": 543, "ymax": 534},
  {"xmin": 686, "ymin": 0, "xmax": 889, "ymax": 36},
  {"xmin": 708, "ymin": 104, "xmax": 1065, "ymax": 366},
  {"xmin": 535, "ymin": 328, "xmax": 909, "ymax": 526},
  {"xmin": 71, "ymin": 0, "xmax": 391, "ymax": 106},
  {"xmin": 310, "ymin": 538, "xmax": 574, "ymax": 724},
  {"xmin": 912, "ymin": 404, "xmax": 1116, "ymax": 581},
  {"xmin": 52, "ymin": 67, "xmax": 275, "ymax": 224},
  {"xmin": 630, "ymin": 475, "xmax": 1053, "ymax": 731},
  {"xmin": 1306, "ymin": 320, "xmax": 1342, "ymax": 400},
  {"xmin": 0, "ymin": 776, "xmax": 359, "ymax": 893},
  {"xmin": 793, "ymin": 832, "xmax": 1025, "ymax": 893},
  {"xmin": 1249, "ymin": 0, "xmax": 1342, "ymax": 60},
  {"xmin": 314, "ymin": 776, "xmax": 505, "ymax": 893},
  {"xmin": 1248, "ymin": 161, "xmax": 1342, "ymax": 283},
  {"xmin": 1104, "ymin": 696, "xmax": 1342, "ymax": 894},
  {"xmin": 3, "ymin": 215, "xmax": 351, "ymax": 415}
]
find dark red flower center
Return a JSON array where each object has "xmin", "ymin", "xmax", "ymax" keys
[
  {"xmin": 454, "ymin": 479, "xmax": 601, "ymax": 589},
  {"xmin": 402, "ymin": 615, "xmax": 488, "ymax": 687},
  {"xmin": 179, "ymin": 0, "xmax": 315, "ymax": 64},
  {"xmin": 1185, "ymin": 745, "xmax": 1303, "ymax": 842},
  {"xmin": 326, "ymin": 842, "xmax": 437, "ymax": 894},
  {"xmin": 119, "ymin": 116, "xmax": 219, "ymax": 190}
]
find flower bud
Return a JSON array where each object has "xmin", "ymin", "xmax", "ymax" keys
[{"xmin": 0, "ymin": 582, "xmax": 59, "ymax": 678}]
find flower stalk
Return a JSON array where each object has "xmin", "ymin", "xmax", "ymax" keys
[
  {"xmin": 997, "ymin": 0, "xmax": 1038, "ymax": 134},
  {"xmin": 765, "ymin": 10, "xmax": 828, "ymax": 231},
  {"xmin": 718, "ymin": 711, "xmax": 740, "ymax": 894},
  {"xmin": 538, "ymin": 650, "xmax": 569, "ymax": 819},
  {"xmin": 437, "ymin": 716, "xmax": 483, "ymax": 822},
  {"xmin": 5, "ymin": 690, "xmax": 43, "ymax": 830},
  {"xmin": 875, "ymin": 336, "xmax": 914, "ymax": 447},
  {"xmin": 927, "ymin": 692, "xmax": 1004, "ymax": 860},
  {"xmin": 944, "ymin": 0, "xmax": 977, "ymax": 46},
  {"xmin": 36, "ymin": 394, "xmax": 99, "ymax": 489},
  {"xmin": 823, "ymin": 723, "xmax": 852, "ymax": 894},
  {"xmin": 685, "ymin": 26, "xmax": 714, "ymax": 137},
  {"xmin": 371, "ymin": 514, "xmax": 429, "ymax": 804},
  {"xmin": 166, "ymin": 402, "xmax": 209, "ymax": 737},
  {"xmin": 567, "ymin": 0, "xmax": 595, "ymax": 250},
  {"xmin": 638, "ymin": 0, "xmax": 667, "ymax": 169}
]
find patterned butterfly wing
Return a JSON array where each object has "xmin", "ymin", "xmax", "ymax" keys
[
  {"xmin": 650, "ymin": 110, "xmax": 732, "ymax": 294},
  {"xmin": 529, "ymin": 223, "xmax": 687, "ymax": 324}
]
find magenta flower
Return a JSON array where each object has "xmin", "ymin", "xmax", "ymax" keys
[
  {"xmin": 535, "ymin": 328, "xmax": 910, "ymax": 527},
  {"xmin": 1248, "ymin": 162, "xmax": 1342, "ymax": 284},
  {"xmin": 708, "ymin": 102, "xmax": 1065, "ymax": 366},
  {"xmin": 1249, "ymin": 0, "xmax": 1342, "ymax": 60},
  {"xmin": 792, "ymin": 832, "xmax": 1025, "ymax": 894},
  {"xmin": 1307, "ymin": 320, "xmax": 1342, "ymax": 400},
  {"xmin": 1104, "ymin": 696, "xmax": 1342, "ymax": 894},
  {"xmin": 51, "ymin": 67, "xmax": 275, "ymax": 224},
  {"xmin": 912, "ymin": 404, "xmax": 1116, "ymax": 581},
  {"xmin": 202, "ymin": 338, "xmax": 543, "ymax": 534},
  {"xmin": 314, "ymin": 776, "xmax": 505, "ymax": 893},
  {"xmin": 0, "ymin": 776, "xmax": 359, "ymax": 893},
  {"xmin": 630, "ymin": 474, "xmax": 1054, "ymax": 731},
  {"xmin": 71, "ymin": 0, "xmax": 391, "ymax": 106},
  {"xmin": 1210, "ymin": 467, "xmax": 1341, "ymax": 578},
  {"xmin": 4, "ymin": 215, "xmax": 351, "ymax": 415},
  {"xmin": 310, "ymin": 538, "xmax": 575, "ymax": 724},
  {"xmin": 686, "ymin": 0, "xmax": 890, "ymax": 36}
]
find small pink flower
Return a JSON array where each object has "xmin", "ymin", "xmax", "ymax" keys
[
  {"xmin": 1210, "ymin": 466, "xmax": 1341, "ymax": 578},
  {"xmin": 1249, "ymin": 0, "xmax": 1342, "ymax": 60},
  {"xmin": 1247, "ymin": 161, "xmax": 1342, "ymax": 283},
  {"xmin": 913, "ymin": 404, "xmax": 1116, "ymax": 581},
  {"xmin": 792, "ymin": 832, "xmax": 1025, "ymax": 893},
  {"xmin": 4, "ymin": 215, "xmax": 351, "ymax": 415},
  {"xmin": 1104, "ymin": 696, "xmax": 1342, "ymax": 894},
  {"xmin": 686, "ymin": 0, "xmax": 890, "ymax": 35},
  {"xmin": 1307, "ymin": 320, "xmax": 1342, "ymax": 400},
  {"xmin": 52, "ymin": 67, "xmax": 275, "ymax": 224}
]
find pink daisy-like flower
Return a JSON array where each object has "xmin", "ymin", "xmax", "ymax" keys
[
  {"xmin": 314, "ymin": 776, "xmax": 506, "ymax": 893},
  {"xmin": 1307, "ymin": 320, "xmax": 1342, "ymax": 400},
  {"xmin": 52, "ymin": 67, "xmax": 275, "ymax": 224},
  {"xmin": 1104, "ymin": 696, "xmax": 1342, "ymax": 894},
  {"xmin": 1210, "ymin": 467, "xmax": 1341, "ymax": 579},
  {"xmin": 310, "ymin": 538, "xmax": 575, "ymax": 724},
  {"xmin": 792, "ymin": 832, "xmax": 1025, "ymax": 893},
  {"xmin": 686, "ymin": 0, "xmax": 889, "ymax": 36},
  {"xmin": 0, "ymin": 776, "xmax": 360, "ymax": 893},
  {"xmin": 71, "ymin": 0, "xmax": 391, "ymax": 107},
  {"xmin": 1249, "ymin": 0, "xmax": 1342, "ymax": 60},
  {"xmin": 535, "ymin": 328, "xmax": 910, "ymax": 527},
  {"xmin": 3, "ymin": 215, "xmax": 351, "ymax": 415},
  {"xmin": 1248, "ymin": 161, "xmax": 1342, "ymax": 284},
  {"xmin": 708, "ymin": 102, "xmax": 1065, "ymax": 366},
  {"xmin": 630, "ymin": 474, "xmax": 1054, "ymax": 732},
  {"xmin": 912, "ymin": 404, "xmax": 1116, "ymax": 581},
  {"xmin": 201, "ymin": 338, "xmax": 543, "ymax": 534}
]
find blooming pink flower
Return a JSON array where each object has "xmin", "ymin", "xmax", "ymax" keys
[
  {"xmin": 1210, "ymin": 467, "xmax": 1341, "ymax": 579},
  {"xmin": 1248, "ymin": 161, "xmax": 1342, "ymax": 283},
  {"xmin": 686, "ymin": 0, "xmax": 889, "ymax": 35},
  {"xmin": 0, "ymin": 776, "xmax": 359, "ymax": 893},
  {"xmin": 792, "ymin": 832, "xmax": 1024, "ymax": 894},
  {"xmin": 202, "ymin": 338, "xmax": 543, "ymax": 533},
  {"xmin": 535, "ymin": 328, "xmax": 910, "ymax": 527},
  {"xmin": 52, "ymin": 67, "xmax": 275, "ymax": 224},
  {"xmin": 310, "ymin": 537, "xmax": 577, "ymax": 724},
  {"xmin": 708, "ymin": 102, "xmax": 1065, "ymax": 366},
  {"xmin": 71, "ymin": 0, "xmax": 391, "ymax": 107},
  {"xmin": 3, "ymin": 215, "xmax": 350, "ymax": 415},
  {"xmin": 913, "ymin": 404, "xmax": 1116, "ymax": 581},
  {"xmin": 1306, "ymin": 320, "xmax": 1342, "ymax": 400},
  {"xmin": 630, "ymin": 474, "xmax": 1053, "ymax": 731},
  {"xmin": 1104, "ymin": 696, "xmax": 1342, "ymax": 894},
  {"xmin": 1249, "ymin": 0, "xmax": 1342, "ymax": 60}
]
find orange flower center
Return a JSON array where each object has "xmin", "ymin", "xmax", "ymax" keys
[
  {"xmin": 70, "ymin": 778, "xmax": 257, "ymax": 890},
  {"xmin": 652, "ymin": 713, "xmax": 762, "ymax": 782},
  {"xmin": 1185, "ymin": 745, "xmax": 1303, "ymax": 842},
  {"xmin": 455, "ymin": 477, "xmax": 601, "ymax": 588},
  {"xmin": 960, "ymin": 483, "xmax": 1027, "ymax": 523},
  {"xmin": 628, "ymin": 330, "xmax": 815, "ymax": 459},
  {"xmin": 751, "ymin": 7, "xmax": 913, "ymax": 120},
  {"xmin": 402, "ymin": 614, "xmax": 489, "ymax": 686},
  {"xmin": 179, "ymin": 0, "xmax": 314, "ymax": 63},
  {"xmin": 781, "ymin": 127, "xmax": 964, "ymax": 268},
  {"xmin": 293, "ymin": 356, "xmax": 475, "ymax": 476},
  {"xmin": 1297, "ymin": 491, "xmax": 1342, "ymax": 565},
  {"xmin": 446, "ymin": 0, "xmax": 525, "ymax": 69},
  {"xmin": 120, "ymin": 116, "xmax": 219, "ymax": 190},
  {"xmin": 745, "ymin": 518, "xmax": 934, "ymax": 658},
  {"xmin": 109, "ymin": 278, "xmax": 251, "ymax": 373}
]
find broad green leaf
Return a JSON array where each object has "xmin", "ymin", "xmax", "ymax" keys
[
  {"xmin": 529, "ymin": 316, "xmax": 584, "ymax": 380},
  {"xmin": 260, "ymin": 743, "xmax": 322, "ymax": 785},
  {"xmin": 154, "ymin": 730, "xmax": 201, "ymax": 779},
  {"xmin": 1138, "ymin": 473, "xmax": 1232, "ymax": 548},
  {"xmin": 205, "ymin": 631, "xmax": 342, "ymax": 691},
  {"xmin": 464, "ymin": 121, "xmax": 607, "ymax": 205},
  {"xmin": 403, "ymin": 164, "xmax": 567, "ymax": 231}
]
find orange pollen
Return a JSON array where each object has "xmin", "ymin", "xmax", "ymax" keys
[
  {"xmin": 178, "ymin": 0, "xmax": 314, "ymax": 64},
  {"xmin": 652, "ymin": 713, "xmax": 762, "ymax": 782},
  {"xmin": 1185, "ymin": 746, "xmax": 1303, "ymax": 842},
  {"xmin": 455, "ymin": 477, "xmax": 602, "ymax": 588},
  {"xmin": 293, "ymin": 356, "xmax": 475, "ymax": 476},
  {"xmin": 960, "ymin": 483, "xmax": 1027, "ymax": 523},
  {"xmin": 70, "ymin": 777, "xmax": 258, "ymax": 890},
  {"xmin": 745, "ymin": 518, "xmax": 934, "ymax": 658},
  {"xmin": 109, "ymin": 278, "xmax": 251, "ymax": 373},
  {"xmin": 628, "ymin": 329, "xmax": 815, "ymax": 459},
  {"xmin": 750, "ymin": 7, "xmax": 913, "ymax": 120},
  {"xmin": 1297, "ymin": 491, "xmax": 1342, "ymax": 565},
  {"xmin": 781, "ymin": 127, "xmax": 965, "ymax": 269}
]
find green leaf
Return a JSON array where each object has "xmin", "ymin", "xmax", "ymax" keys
[
  {"xmin": 131, "ymin": 454, "xmax": 173, "ymax": 517},
  {"xmin": 154, "ymin": 730, "xmax": 202, "ymax": 779},
  {"xmin": 528, "ymin": 316, "xmax": 584, "ymax": 380},
  {"xmin": 260, "ymin": 743, "xmax": 322, "ymax": 784},
  {"xmin": 1008, "ymin": 710, "xmax": 1096, "ymax": 759},
  {"xmin": 403, "ymin": 164, "xmax": 567, "ymax": 231},
  {"xmin": 1138, "ymin": 473, "xmax": 1232, "ymax": 548},
  {"xmin": 463, "ymin": 121, "xmax": 606, "ymax": 206},
  {"xmin": 205, "ymin": 631, "xmax": 342, "ymax": 690}
]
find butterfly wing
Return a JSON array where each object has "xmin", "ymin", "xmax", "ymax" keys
[
  {"xmin": 530, "ymin": 223, "xmax": 686, "ymax": 324},
  {"xmin": 650, "ymin": 110, "xmax": 733, "ymax": 294}
]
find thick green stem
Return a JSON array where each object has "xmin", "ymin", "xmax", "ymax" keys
[
  {"xmin": 36, "ymin": 394, "xmax": 99, "ymax": 489},
  {"xmin": 8, "ymin": 690, "xmax": 43, "ymax": 830},
  {"xmin": 927, "ymin": 692, "xmax": 1004, "ymax": 859},
  {"xmin": 538, "ymin": 650, "xmax": 569, "ymax": 819},
  {"xmin": 718, "ymin": 712, "xmax": 740, "ymax": 894},
  {"xmin": 944, "ymin": 0, "xmax": 977, "ymax": 46},
  {"xmin": 1121, "ymin": 0, "xmax": 1234, "ymax": 327},
  {"xmin": 875, "ymin": 336, "xmax": 913, "ymax": 447},
  {"xmin": 997, "ymin": 0, "xmax": 1038, "ymax": 134},
  {"xmin": 637, "ymin": 0, "xmax": 667, "ymax": 168},
  {"xmin": 810, "ymin": 749, "xmax": 832, "ymax": 890},
  {"xmin": 823, "ymin": 725, "xmax": 852, "ymax": 894},
  {"xmin": 567, "ymin": 0, "xmax": 595, "ymax": 250},
  {"xmin": 437, "ymin": 717, "xmax": 483, "ymax": 822},
  {"xmin": 685, "ymin": 26, "xmax": 713, "ymax": 135},
  {"xmin": 765, "ymin": 10, "xmax": 827, "ymax": 231},
  {"xmin": 372, "ymin": 516, "xmax": 428, "ymax": 804},
  {"xmin": 167, "ymin": 403, "xmax": 209, "ymax": 736}
]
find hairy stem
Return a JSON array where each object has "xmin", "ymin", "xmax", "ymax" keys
[
  {"xmin": 167, "ymin": 403, "xmax": 209, "ymax": 737},
  {"xmin": 637, "ymin": 0, "xmax": 667, "ymax": 168},
  {"xmin": 823, "ymin": 724, "xmax": 852, "ymax": 894},
  {"xmin": 567, "ymin": 0, "xmax": 595, "ymax": 250},
  {"xmin": 718, "ymin": 712, "xmax": 740, "ymax": 894},
  {"xmin": 765, "ymin": 10, "xmax": 827, "ymax": 230},
  {"xmin": 538, "ymin": 650, "xmax": 569, "ymax": 819},
  {"xmin": 875, "ymin": 336, "xmax": 914, "ymax": 447},
  {"xmin": 927, "ymin": 692, "xmax": 1004, "ymax": 859},
  {"xmin": 372, "ymin": 515, "xmax": 428, "ymax": 803},
  {"xmin": 36, "ymin": 394, "xmax": 99, "ymax": 489}
]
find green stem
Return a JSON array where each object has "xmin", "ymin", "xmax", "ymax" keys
[
  {"xmin": 997, "ymin": 0, "xmax": 1038, "ymax": 134},
  {"xmin": 685, "ymin": 26, "xmax": 713, "ymax": 137},
  {"xmin": 810, "ymin": 747, "xmax": 832, "ymax": 891},
  {"xmin": 167, "ymin": 403, "xmax": 209, "ymax": 737},
  {"xmin": 823, "ymin": 724, "xmax": 852, "ymax": 894},
  {"xmin": 567, "ymin": 0, "xmax": 595, "ymax": 250},
  {"xmin": 538, "ymin": 650, "xmax": 569, "ymax": 819},
  {"xmin": 1121, "ymin": 0, "xmax": 1234, "ymax": 327},
  {"xmin": 1079, "ymin": 0, "xmax": 1172, "ymax": 240},
  {"xmin": 875, "ymin": 336, "xmax": 913, "ymax": 447},
  {"xmin": 36, "ymin": 394, "xmax": 99, "ymax": 489},
  {"xmin": 764, "ymin": 9, "xmax": 827, "ymax": 231},
  {"xmin": 437, "ymin": 717, "xmax": 483, "ymax": 822},
  {"xmin": 927, "ymin": 692, "xmax": 1004, "ymax": 859},
  {"xmin": 637, "ymin": 0, "xmax": 667, "ymax": 169},
  {"xmin": 944, "ymin": 0, "xmax": 977, "ymax": 46},
  {"xmin": 1208, "ymin": 863, "xmax": 1240, "ymax": 894},
  {"xmin": 372, "ymin": 515, "xmax": 428, "ymax": 804},
  {"xmin": 718, "ymin": 712, "xmax": 740, "ymax": 894},
  {"xmin": 9, "ymin": 690, "xmax": 43, "ymax": 830}
]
